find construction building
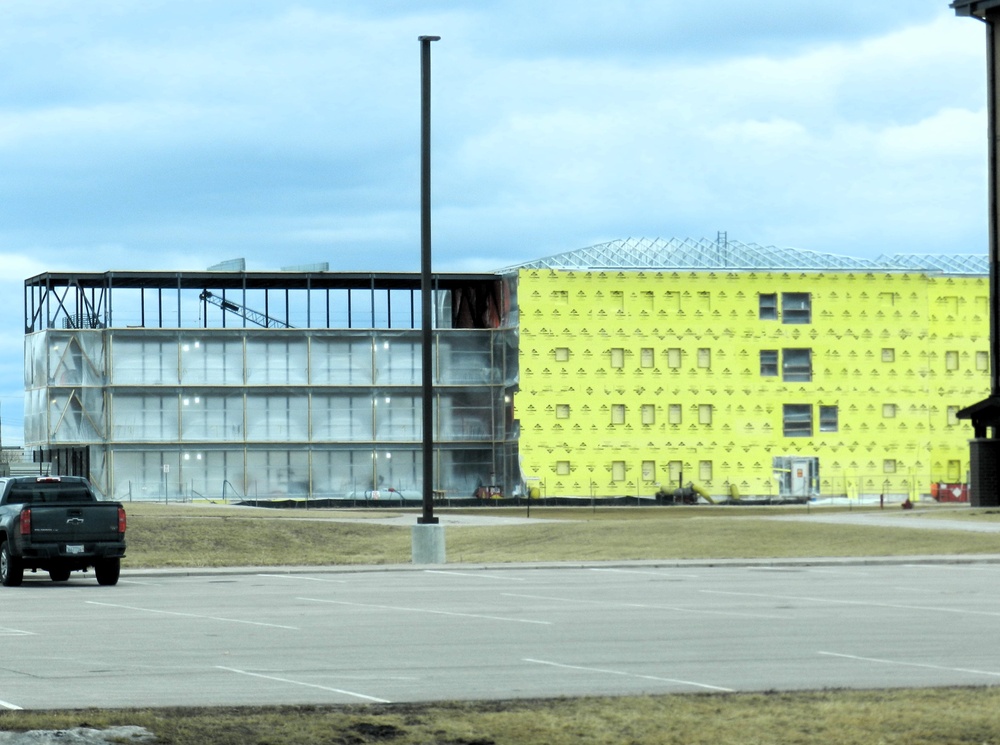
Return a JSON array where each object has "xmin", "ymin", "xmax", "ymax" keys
[
  {"xmin": 508, "ymin": 237, "xmax": 989, "ymax": 500},
  {"xmin": 22, "ymin": 237, "xmax": 989, "ymax": 501},
  {"xmin": 23, "ymin": 267, "xmax": 518, "ymax": 502}
]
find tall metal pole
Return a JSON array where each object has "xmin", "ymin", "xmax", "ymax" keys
[
  {"xmin": 419, "ymin": 35, "xmax": 440, "ymax": 525},
  {"xmin": 987, "ymin": 17, "xmax": 1000, "ymax": 399},
  {"xmin": 952, "ymin": 1, "xmax": 1000, "ymax": 505}
]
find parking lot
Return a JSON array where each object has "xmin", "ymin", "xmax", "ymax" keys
[{"xmin": 0, "ymin": 559, "xmax": 998, "ymax": 709}]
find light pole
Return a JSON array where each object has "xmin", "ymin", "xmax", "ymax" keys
[
  {"xmin": 952, "ymin": 1, "xmax": 1000, "ymax": 505},
  {"xmin": 412, "ymin": 35, "xmax": 446, "ymax": 564},
  {"xmin": 419, "ymin": 34, "xmax": 440, "ymax": 526}
]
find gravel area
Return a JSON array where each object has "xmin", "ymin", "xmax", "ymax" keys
[{"xmin": 0, "ymin": 728, "xmax": 154, "ymax": 745}]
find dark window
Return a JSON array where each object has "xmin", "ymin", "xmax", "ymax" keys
[
  {"xmin": 783, "ymin": 404, "xmax": 812, "ymax": 437},
  {"xmin": 759, "ymin": 293, "xmax": 778, "ymax": 320},
  {"xmin": 6, "ymin": 486, "xmax": 93, "ymax": 505},
  {"xmin": 782, "ymin": 293, "xmax": 811, "ymax": 324},
  {"xmin": 819, "ymin": 405, "xmax": 838, "ymax": 432},
  {"xmin": 760, "ymin": 350, "xmax": 778, "ymax": 376},
  {"xmin": 782, "ymin": 349, "xmax": 812, "ymax": 382}
]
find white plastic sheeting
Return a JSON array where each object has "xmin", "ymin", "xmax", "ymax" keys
[{"xmin": 25, "ymin": 327, "xmax": 516, "ymax": 501}]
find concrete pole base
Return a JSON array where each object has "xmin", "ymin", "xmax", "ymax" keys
[{"xmin": 412, "ymin": 523, "xmax": 446, "ymax": 564}]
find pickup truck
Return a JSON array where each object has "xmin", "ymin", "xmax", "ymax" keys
[{"xmin": 0, "ymin": 476, "xmax": 126, "ymax": 586}]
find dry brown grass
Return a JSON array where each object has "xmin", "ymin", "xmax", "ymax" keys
[
  {"xmin": 2, "ymin": 687, "xmax": 999, "ymax": 744},
  {"xmin": 121, "ymin": 502, "xmax": 1000, "ymax": 568},
  {"xmin": 125, "ymin": 511, "xmax": 412, "ymax": 566}
]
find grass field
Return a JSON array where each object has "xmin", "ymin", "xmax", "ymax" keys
[
  {"xmin": 121, "ymin": 502, "xmax": 1000, "ymax": 567},
  {"xmin": 4, "ymin": 502, "xmax": 999, "ymax": 744},
  {"xmin": 3, "ymin": 688, "xmax": 1000, "ymax": 745}
]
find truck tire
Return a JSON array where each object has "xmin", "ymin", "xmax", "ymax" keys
[
  {"xmin": 49, "ymin": 566, "xmax": 71, "ymax": 582},
  {"xmin": 95, "ymin": 558, "xmax": 120, "ymax": 586},
  {"xmin": 0, "ymin": 541, "xmax": 23, "ymax": 587}
]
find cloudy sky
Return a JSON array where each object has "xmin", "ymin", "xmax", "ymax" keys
[{"xmin": 0, "ymin": 0, "xmax": 989, "ymax": 444}]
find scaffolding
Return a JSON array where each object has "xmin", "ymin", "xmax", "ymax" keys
[{"xmin": 24, "ymin": 270, "xmax": 519, "ymax": 503}]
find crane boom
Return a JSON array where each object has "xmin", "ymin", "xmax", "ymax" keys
[{"xmin": 199, "ymin": 291, "xmax": 293, "ymax": 329}]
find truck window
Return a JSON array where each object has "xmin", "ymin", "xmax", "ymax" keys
[{"xmin": 5, "ymin": 486, "xmax": 94, "ymax": 505}]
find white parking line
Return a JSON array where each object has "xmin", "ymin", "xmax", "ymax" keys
[
  {"xmin": 217, "ymin": 666, "xmax": 389, "ymax": 703},
  {"xmin": 424, "ymin": 570, "xmax": 526, "ymax": 581},
  {"xmin": 901, "ymin": 564, "xmax": 1000, "ymax": 571},
  {"xmin": 257, "ymin": 574, "xmax": 349, "ymax": 584},
  {"xmin": 0, "ymin": 699, "xmax": 22, "ymax": 710},
  {"xmin": 86, "ymin": 601, "xmax": 300, "ymax": 630},
  {"xmin": 588, "ymin": 568, "xmax": 701, "ymax": 579},
  {"xmin": 801, "ymin": 569, "xmax": 871, "ymax": 576},
  {"xmin": 299, "ymin": 597, "xmax": 552, "ymax": 625},
  {"xmin": 524, "ymin": 658, "xmax": 733, "ymax": 692},
  {"xmin": 818, "ymin": 651, "xmax": 1000, "ymax": 678},
  {"xmin": 0, "ymin": 627, "xmax": 33, "ymax": 636},
  {"xmin": 702, "ymin": 589, "xmax": 1000, "ymax": 617},
  {"xmin": 504, "ymin": 592, "xmax": 791, "ymax": 620}
]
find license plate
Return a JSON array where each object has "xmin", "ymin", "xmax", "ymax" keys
[{"xmin": 66, "ymin": 545, "xmax": 84, "ymax": 555}]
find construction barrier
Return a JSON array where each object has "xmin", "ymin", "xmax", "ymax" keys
[{"xmin": 933, "ymin": 483, "xmax": 969, "ymax": 503}]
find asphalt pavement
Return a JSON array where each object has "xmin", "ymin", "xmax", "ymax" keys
[{"xmin": 2, "ymin": 505, "xmax": 999, "ymax": 716}]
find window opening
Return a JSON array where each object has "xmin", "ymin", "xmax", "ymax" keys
[
  {"xmin": 783, "ymin": 404, "xmax": 812, "ymax": 437},
  {"xmin": 782, "ymin": 349, "xmax": 812, "ymax": 382},
  {"xmin": 781, "ymin": 293, "xmax": 811, "ymax": 324},
  {"xmin": 819, "ymin": 405, "xmax": 838, "ymax": 432},
  {"xmin": 760, "ymin": 350, "xmax": 778, "ymax": 377},
  {"xmin": 759, "ymin": 293, "xmax": 778, "ymax": 320}
]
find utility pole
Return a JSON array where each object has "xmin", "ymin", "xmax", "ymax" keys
[
  {"xmin": 952, "ymin": 1, "xmax": 1000, "ymax": 505},
  {"xmin": 412, "ymin": 35, "xmax": 446, "ymax": 564},
  {"xmin": 418, "ymin": 34, "xmax": 440, "ymax": 526}
]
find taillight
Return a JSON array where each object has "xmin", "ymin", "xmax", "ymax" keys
[
  {"xmin": 118, "ymin": 507, "xmax": 127, "ymax": 534},
  {"xmin": 19, "ymin": 509, "xmax": 31, "ymax": 536}
]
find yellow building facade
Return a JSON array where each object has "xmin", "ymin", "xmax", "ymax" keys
[{"xmin": 513, "ymin": 241, "xmax": 989, "ymax": 500}]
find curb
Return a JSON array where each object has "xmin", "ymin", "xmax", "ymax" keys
[{"xmin": 119, "ymin": 553, "xmax": 1000, "ymax": 579}]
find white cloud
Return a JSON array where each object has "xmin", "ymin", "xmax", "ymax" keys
[
  {"xmin": 0, "ymin": 254, "xmax": 51, "ymax": 283},
  {"xmin": 0, "ymin": 1, "xmax": 992, "ymax": 442},
  {"xmin": 876, "ymin": 108, "xmax": 984, "ymax": 160}
]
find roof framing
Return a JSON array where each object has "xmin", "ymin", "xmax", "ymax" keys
[{"xmin": 500, "ymin": 236, "xmax": 988, "ymax": 275}]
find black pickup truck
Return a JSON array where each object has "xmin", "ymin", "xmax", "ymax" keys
[{"xmin": 0, "ymin": 476, "xmax": 126, "ymax": 586}]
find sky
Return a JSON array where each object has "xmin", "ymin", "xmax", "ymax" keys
[{"xmin": 0, "ymin": 0, "xmax": 990, "ymax": 445}]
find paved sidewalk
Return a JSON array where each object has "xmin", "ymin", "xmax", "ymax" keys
[
  {"xmin": 767, "ymin": 509, "xmax": 1000, "ymax": 532},
  {"xmin": 119, "ymin": 552, "xmax": 1000, "ymax": 580}
]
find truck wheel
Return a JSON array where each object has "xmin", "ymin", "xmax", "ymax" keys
[
  {"xmin": 95, "ymin": 558, "xmax": 120, "ymax": 586},
  {"xmin": 49, "ymin": 566, "xmax": 71, "ymax": 582},
  {"xmin": 0, "ymin": 541, "xmax": 23, "ymax": 587}
]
